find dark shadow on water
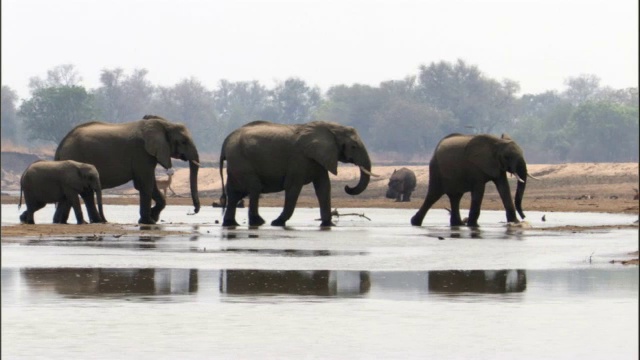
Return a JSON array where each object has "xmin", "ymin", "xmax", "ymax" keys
[
  {"xmin": 426, "ymin": 227, "xmax": 526, "ymax": 240},
  {"xmin": 221, "ymin": 270, "xmax": 371, "ymax": 297},
  {"xmin": 20, "ymin": 268, "xmax": 198, "ymax": 299},
  {"xmin": 428, "ymin": 270, "xmax": 527, "ymax": 294},
  {"xmin": 11, "ymin": 268, "xmax": 531, "ymax": 301}
]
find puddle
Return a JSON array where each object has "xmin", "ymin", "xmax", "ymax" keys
[{"xmin": 2, "ymin": 204, "xmax": 638, "ymax": 359}]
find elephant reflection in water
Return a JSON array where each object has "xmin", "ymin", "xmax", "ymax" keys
[
  {"xmin": 221, "ymin": 270, "xmax": 371, "ymax": 296},
  {"xmin": 22, "ymin": 268, "xmax": 198, "ymax": 297},
  {"xmin": 428, "ymin": 270, "xmax": 526, "ymax": 294}
]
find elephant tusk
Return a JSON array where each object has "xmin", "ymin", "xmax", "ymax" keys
[
  {"xmin": 359, "ymin": 166, "xmax": 381, "ymax": 177},
  {"xmin": 528, "ymin": 173, "xmax": 540, "ymax": 180},
  {"xmin": 190, "ymin": 160, "xmax": 201, "ymax": 167},
  {"xmin": 513, "ymin": 172, "xmax": 525, "ymax": 183}
]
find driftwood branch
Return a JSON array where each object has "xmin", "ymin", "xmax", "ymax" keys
[{"xmin": 316, "ymin": 208, "xmax": 371, "ymax": 221}]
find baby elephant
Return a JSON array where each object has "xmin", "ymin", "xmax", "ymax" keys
[
  {"xmin": 385, "ymin": 167, "xmax": 417, "ymax": 202},
  {"xmin": 19, "ymin": 160, "xmax": 105, "ymax": 224}
]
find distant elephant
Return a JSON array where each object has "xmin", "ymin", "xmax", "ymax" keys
[
  {"xmin": 220, "ymin": 120, "xmax": 375, "ymax": 227},
  {"xmin": 385, "ymin": 167, "xmax": 417, "ymax": 202},
  {"xmin": 411, "ymin": 133, "xmax": 535, "ymax": 227},
  {"xmin": 54, "ymin": 115, "xmax": 201, "ymax": 224},
  {"xmin": 19, "ymin": 160, "xmax": 104, "ymax": 224}
]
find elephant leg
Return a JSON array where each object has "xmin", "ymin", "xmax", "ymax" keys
[
  {"xmin": 395, "ymin": 193, "xmax": 402, "ymax": 202},
  {"xmin": 19, "ymin": 210, "xmax": 29, "ymax": 224},
  {"xmin": 222, "ymin": 189, "xmax": 243, "ymax": 227},
  {"xmin": 248, "ymin": 190, "xmax": 265, "ymax": 226},
  {"xmin": 66, "ymin": 194, "xmax": 87, "ymax": 225},
  {"xmin": 150, "ymin": 185, "xmax": 166, "ymax": 223},
  {"xmin": 493, "ymin": 178, "xmax": 518, "ymax": 223},
  {"xmin": 312, "ymin": 173, "xmax": 334, "ymax": 227},
  {"xmin": 272, "ymin": 184, "xmax": 303, "ymax": 227},
  {"xmin": 134, "ymin": 177, "xmax": 156, "ymax": 224},
  {"xmin": 447, "ymin": 193, "xmax": 465, "ymax": 226},
  {"xmin": 80, "ymin": 190, "xmax": 102, "ymax": 223},
  {"xmin": 466, "ymin": 185, "xmax": 485, "ymax": 227},
  {"xmin": 411, "ymin": 188, "xmax": 443, "ymax": 226},
  {"xmin": 25, "ymin": 202, "xmax": 46, "ymax": 224},
  {"xmin": 53, "ymin": 202, "xmax": 71, "ymax": 224},
  {"xmin": 402, "ymin": 192, "xmax": 411, "ymax": 202}
]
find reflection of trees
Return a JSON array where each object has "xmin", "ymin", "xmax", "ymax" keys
[
  {"xmin": 22, "ymin": 268, "xmax": 197, "ymax": 297},
  {"xmin": 221, "ymin": 270, "xmax": 371, "ymax": 297},
  {"xmin": 428, "ymin": 270, "xmax": 526, "ymax": 294}
]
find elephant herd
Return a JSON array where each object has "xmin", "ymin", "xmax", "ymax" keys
[{"xmin": 18, "ymin": 115, "xmax": 535, "ymax": 228}]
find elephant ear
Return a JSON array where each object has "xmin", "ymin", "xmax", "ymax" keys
[
  {"xmin": 465, "ymin": 135, "xmax": 501, "ymax": 179},
  {"xmin": 298, "ymin": 123, "xmax": 339, "ymax": 175},
  {"xmin": 141, "ymin": 119, "xmax": 172, "ymax": 169}
]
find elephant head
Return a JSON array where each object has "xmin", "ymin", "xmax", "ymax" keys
[
  {"xmin": 386, "ymin": 169, "xmax": 401, "ymax": 199},
  {"xmin": 298, "ymin": 121, "xmax": 373, "ymax": 195},
  {"xmin": 466, "ymin": 134, "xmax": 529, "ymax": 220},
  {"xmin": 141, "ymin": 116, "xmax": 201, "ymax": 214},
  {"xmin": 76, "ymin": 162, "xmax": 105, "ymax": 223}
]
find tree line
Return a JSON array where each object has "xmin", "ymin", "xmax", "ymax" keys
[{"xmin": 2, "ymin": 59, "xmax": 638, "ymax": 163}]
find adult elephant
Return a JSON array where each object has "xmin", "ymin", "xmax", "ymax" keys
[
  {"xmin": 411, "ymin": 133, "xmax": 535, "ymax": 227},
  {"xmin": 220, "ymin": 120, "xmax": 375, "ymax": 227},
  {"xmin": 19, "ymin": 160, "xmax": 105, "ymax": 224},
  {"xmin": 385, "ymin": 167, "xmax": 417, "ymax": 202},
  {"xmin": 54, "ymin": 115, "xmax": 201, "ymax": 224}
]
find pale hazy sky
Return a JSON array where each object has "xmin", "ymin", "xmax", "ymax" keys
[{"xmin": 2, "ymin": 0, "xmax": 638, "ymax": 99}]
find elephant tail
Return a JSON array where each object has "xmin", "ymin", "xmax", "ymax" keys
[
  {"xmin": 18, "ymin": 167, "xmax": 27, "ymax": 210},
  {"xmin": 18, "ymin": 186, "xmax": 23, "ymax": 210},
  {"xmin": 219, "ymin": 151, "xmax": 226, "ymax": 210}
]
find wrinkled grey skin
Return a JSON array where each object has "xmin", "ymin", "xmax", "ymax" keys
[
  {"xmin": 220, "ymin": 120, "xmax": 373, "ymax": 227},
  {"xmin": 19, "ymin": 160, "xmax": 104, "ymax": 224},
  {"xmin": 385, "ymin": 167, "xmax": 417, "ymax": 202},
  {"xmin": 53, "ymin": 115, "xmax": 200, "ymax": 224},
  {"xmin": 411, "ymin": 133, "xmax": 529, "ymax": 227}
]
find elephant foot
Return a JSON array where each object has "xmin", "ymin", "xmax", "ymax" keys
[
  {"xmin": 19, "ymin": 212, "xmax": 28, "ymax": 224},
  {"xmin": 138, "ymin": 217, "xmax": 157, "ymax": 225},
  {"xmin": 410, "ymin": 215, "xmax": 423, "ymax": 226},
  {"xmin": 222, "ymin": 219, "xmax": 240, "ymax": 227},
  {"xmin": 249, "ymin": 215, "xmax": 265, "ymax": 226},
  {"xmin": 271, "ymin": 218, "xmax": 287, "ymax": 227},
  {"xmin": 77, "ymin": 220, "xmax": 88, "ymax": 225},
  {"xmin": 320, "ymin": 220, "xmax": 335, "ymax": 227},
  {"xmin": 466, "ymin": 222, "xmax": 480, "ymax": 228}
]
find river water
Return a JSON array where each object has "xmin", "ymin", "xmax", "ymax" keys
[{"xmin": 2, "ymin": 204, "xmax": 638, "ymax": 359}]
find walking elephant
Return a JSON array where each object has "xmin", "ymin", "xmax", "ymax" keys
[
  {"xmin": 385, "ymin": 167, "xmax": 417, "ymax": 202},
  {"xmin": 411, "ymin": 133, "xmax": 535, "ymax": 227},
  {"xmin": 19, "ymin": 160, "xmax": 104, "ymax": 224},
  {"xmin": 54, "ymin": 115, "xmax": 200, "ymax": 224},
  {"xmin": 220, "ymin": 120, "xmax": 376, "ymax": 227}
]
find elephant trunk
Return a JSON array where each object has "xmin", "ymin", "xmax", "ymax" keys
[
  {"xmin": 95, "ymin": 187, "xmax": 106, "ymax": 223},
  {"xmin": 514, "ymin": 162, "xmax": 527, "ymax": 220},
  {"xmin": 189, "ymin": 158, "xmax": 201, "ymax": 214},
  {"xmin": 385, "ymin": 188, "xmax": 397, "ymax": 199},
  {"xmin": 345, "ymin": 155, "xmax": 371, "ymax": 196}
]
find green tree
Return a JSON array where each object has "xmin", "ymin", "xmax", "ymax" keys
[
  {"xmin": 93, "ymin": 68, "xmax": 155, "ymax": 122},
  {"xmin": 314, "ymin": 84, "xmax": 386, "ymax": 142},
  {"xmin": 18, "ymin": 86, "xmax": 96, "ymax": 143},
  {"xmin": 371, "ymin": 98, "xmax": 456, "ymax": 157},
  {"xmin": 153, "ymin": 78, "xmax": 218, "ymax": 152},
  {"xmin": 213, "ymin": 80, "xmax": 272, "ymax": 133},
  {"xmin": 565, "ymin": 102, "xmax": 639, "ymax": 162},
  {"xmin": 416, "ymin": 59, "xmax": 519, "ymax": 133},
  {"xmin": 1, "ymin": 85, "xmax": 21, "ymax": 142},
  {"xmin": 511, "ymin": 91, "xmax": 574, "ymax": 162},
  {"xmin": 28, "ymin": 64, "xmax": 82, "ymax": 90},
  {"xmin": 268, "ymin": 78, "xmax": 321, "ymax": 124},
  {"xmin": 562, "ymin": 74, "xmax": 601, "ymax": 106}
]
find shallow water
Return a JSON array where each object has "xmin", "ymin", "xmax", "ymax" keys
[{"xmin": 2, "ymin": 204, "xmax": 638, "ymax": 359}]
